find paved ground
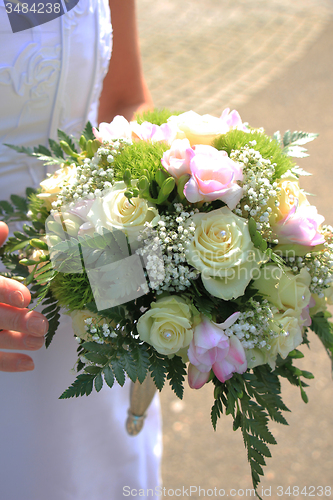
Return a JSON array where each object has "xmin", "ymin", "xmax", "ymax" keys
[{"xmin": 136, "ymin": 1, "xmax": 333, "ymax": 498}]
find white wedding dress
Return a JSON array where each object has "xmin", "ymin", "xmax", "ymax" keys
[{"xmin": 0, "ymin": 2, "xmax": 162, "ymax": 499}]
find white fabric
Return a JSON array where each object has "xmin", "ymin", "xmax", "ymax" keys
[{"xmin": 0, "ymin": 2, "xmax": 162, "ymax": 499}]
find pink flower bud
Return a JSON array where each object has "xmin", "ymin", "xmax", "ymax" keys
[
  {"xmin": 161, "ymin": 139, "xmax": 195, "ymax": 179},
  {"xmin": 188, "ymin": 364, "xmax": 210, "ymax": 389},
  {"xmin": 187, "ymin": 315, "xmax": 247, "ymax": 388},
  {"xmin": 93, "ymin": 116, "xmax": 132, "ymax": 142}
]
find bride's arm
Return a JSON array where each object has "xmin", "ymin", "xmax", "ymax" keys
[
  {"xmin": 0, "ymin": 222, "xmax": 48, "ymax": 372},
  {"xmin": 98, "ymin": 0, "xmax": 154, "ymax": 123}
]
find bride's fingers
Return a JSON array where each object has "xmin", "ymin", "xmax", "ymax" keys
[
  {"xmin": 0, "ymin": 351, "xmax": 34, "ymax": 372},
  {"xmin": 0, "ymin": 304, "xmax": 48, "ymax": 337},
  {"xmin": 0, "ymin": 276, "xmax": 31, "ymax": 308},
  {"xmin": 0, "ymin": 330, "xmax": 45, "ymax": 350},
  {"xmin": 0, "ymin": 221, "xmax": 9, "ymax": 247}
]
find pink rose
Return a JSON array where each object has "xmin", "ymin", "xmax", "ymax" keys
[
  {"xmin": 93, "ymin": 116, "xmax": 132, "ymax": 143},
  {"xmin": 183, "ymin": 145, "xmax": 243, "ymax": 209},
  {"xmin": 187, "ymin": 314, "xmax": 247, "ymax": 389},
  {"xmin": 220, "ymin": 108, "xmax": 248, "ymax": 132},
  {"xmin": 130, "ymin": 121, "xmax": 176, "ymax": 144},
  {"xmin": 161, "ymin": 139, "xmax": 195, "ymax": 179},
  {"xmin": 300, "ymin": 296, "xmax": 316, "ymax": 327},
  {"xmin": 272, "ymin": 204, "xmax": 325, "ymax": 247}
]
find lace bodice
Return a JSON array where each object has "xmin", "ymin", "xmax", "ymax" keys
[{"xmin": 0, "ymin": 0, "xmax": 112, "ymax": 196}]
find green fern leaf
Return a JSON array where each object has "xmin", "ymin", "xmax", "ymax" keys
[
  {"xmin": 148, "ymin": 350, "xmax": 167, "ymax": 391},
  {"xmin": 59, "ymin": 373, "xmax": 94, "ymax": 399},
  {"xmin": 110, "ymin": 357, "xmax": 126, "ymax": 386},
  {"xmin": 166, "ymin": 355, "xmax": 186, "ymax": 399},
  {"xmin": 81, "ymin": 122, "xmax": 95, "ymax": 141},
  {"xmin": 103, "ymin": 366, "xmax": 115, "ymax": 388},
  {"xmin": 49, "ymin": 138, "xmax": 64, "ymax": 158},
  {"xmin": 94, "ymin": 373, "xmax": 103, "ymax": 392},
  {"xmin": 57, "ymin": 129, "xmax": 78, "ymax": 153}
]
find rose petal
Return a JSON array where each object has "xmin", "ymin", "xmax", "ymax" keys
[{"xmin": 188, "ymin": 364, "xmax": 210, "ymax": 389}]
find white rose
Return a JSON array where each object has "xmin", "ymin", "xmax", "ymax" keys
[
  {"xmin": 245, "ymin": 313, "xmax": 303, "ymax": 370},
  {"xmin": 37, "ymin": 164, "xmax": 77, "ymax": 209},
  {"xmin": 186, "ymin": 207, "xmax": 266, "ymax": 300},
  {"xmin": 87, "ymin": 181, "xmax": 159, "ymax": 242},
  {"xmin": 245, "ymin": 348, "xmax": 268, "ymax": 370},
  {"xmin": 137, "ymin": 296, "xmax": 193, "ymax": 355},
  {"xmin": 265, "ymin": 313, "xmax": 303, "ymax": 370}
]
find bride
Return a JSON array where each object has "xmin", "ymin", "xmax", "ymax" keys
[{"xmin": 0, "ymin": 1, "xmax": 162, "ymax": 499}]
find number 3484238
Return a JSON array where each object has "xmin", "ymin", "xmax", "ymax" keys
[
  {"xmin": 5, "ymin": 3, "xmax": 62, "ymax": 14},
  {"xmin": 276, "ymin": 486, "xmax": 332, "ymax": 497}
]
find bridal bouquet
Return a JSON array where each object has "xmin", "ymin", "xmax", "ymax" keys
[{"xmin": 1, "ymin": 108, "xmax": 333, "ymax": 494}]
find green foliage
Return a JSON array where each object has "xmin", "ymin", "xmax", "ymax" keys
[
  {"xmin": 135, "ymin": 108, "xmax": 180, "ymax": 126},
  {"xmin": 5, "ymin": 142, "xmax": 65, "ymax": 166},
  {"xmin": 310, "ymin": 312, "xmax": 333, "ymax": 367},
  {"xmin": 60, "ymin": 336, "xmax": 150, "ymax": 399},
  {"xmin": 211, "ymin": 367, "xmax": 290, "ymax": 494},
  {"xmin": 148, "ymin": 348, "xmax": 168, "ymax": 391},
  {"xmin": 81, "ymin": 121, "xmax": 95, "ymax": 141},
  {"xmin": 59, "ymin": 373, "xmax": 95, "ymax": 398},
  {"xmin": 49, "ymin": 138, "xmax": 65, "ymax": 159},
  {"xmin": 112, "ymin": 140, "xmax": 169, "ymax": 182},
  {"xmin": 274, "ymin": 350, "xmax": 313, "ymax": 404},
  {"xmin": 40, "ymin": 293, "xmax": 61, "ymax": 347},
  {"xmin": 166, "ymin": 355, "xmax": 187, "ymax": 399},
  {"xmin": 50, "ymin": 271, "xmax": 94, "ymax": 312},
  {"xmin": 57, "ymin": 128, "xmax": 79, "ymax": 153},
  {"xmin": 213, "ymin": 129, "xmax": 295, "ymax": 179},
  {"xmin": 248, "ymin": 217, "xmax": 267, "ymax": 252},
  {"xmin": 0, "ymin": 252, "xmax": 29, "ymax": 281},
  {"xmin": 273, "ymin": 130, "xmax": 318, "ymax": 159},
  {"xmin": 26, "ymin": 192, "xmax": 49, "ymax": 225},
  {"xmin": 0, "ymin": 189, "xmax": 37, "ymax": 224}
]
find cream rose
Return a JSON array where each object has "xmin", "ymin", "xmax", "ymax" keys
[
  {"xmin": 269, "ymin": 313, "xmax": 303, "ymax": 360},
  {"xmin": 137, "ymin": 296, "xmax": 193, "ymax": 355},
  {"xmin": 168, "ymin": 111, "xmax": 230, "ymax": 146},
  {"xmin": 167, "ymin": 109, "xmax": 246, "ymax": 146},
  {"xmin": 186, "ymin": 207, "xmax": 266, "ymax": 300},
  {"xmin": 87, "ymin": 182, "xmax": 159, "ymax": 241},
  {"xmin": 310, "ymin": 282, "xmax": 333, "ymax": 315},
  {"xmin": 245, "ymin": 313, "xmax": 303, "ymax": 370},
  {"xmin": 245, "ymin": 347, "xmax": 269, "ymax": 370},
  {"xmin": 37, "ymin": 164, "xmax": 77, "ymax": 209},
  {"xmin": 253, "ymin": 265, "xmax": 311, "ymax": 316},
  {"xmin": 70, "ymin": 310, "xmax": 107, "ymax": 341}
]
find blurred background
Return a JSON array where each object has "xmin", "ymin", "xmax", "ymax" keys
[{"xmin": 136, "ymin": 0, "xmax": 333, "ymax": 497}]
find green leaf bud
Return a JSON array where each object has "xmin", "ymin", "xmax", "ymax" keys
[
  {"xmin": 85, "ymin": 140, "xmax": 94, "ymax": 158},
  {"xmin": 19, "ymin": 258, "xmax": 39, "ymax": 266},
  {"xmin": 30, "ymin": 238, "xmax": 49, "ymax": 250},
  {"xmin": 137, "ymin": 176, "xmax": 150, "ymax": 197},
  {"xmin": 155, "ymin": 168, "xmax": 169, "ymax": 187},
  {"xmin": 158, "ymin": 177, "xmax": 175, "ymax": 203},
  {"xmin": 177, "ymin": 174, "xmax": 190, "ymax": 199},
  {"xmin": 79, "ymin": 135, "xmax": 86, "ymax": 150},
  {"xmin": 60, "ymin": 140, "xmax": 79, "ymax": 157},
  {"xmin": 123, "ymin": 169, "xmax": 132, "ymax": 187},
  {"xmin": 92, "ymin": 139, "xmax": 101, "ymax": 154}
]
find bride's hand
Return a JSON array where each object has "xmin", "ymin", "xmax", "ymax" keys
[{"xmin": 0, "ymin": 222, "xmax": 48, "ymax": 372}]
